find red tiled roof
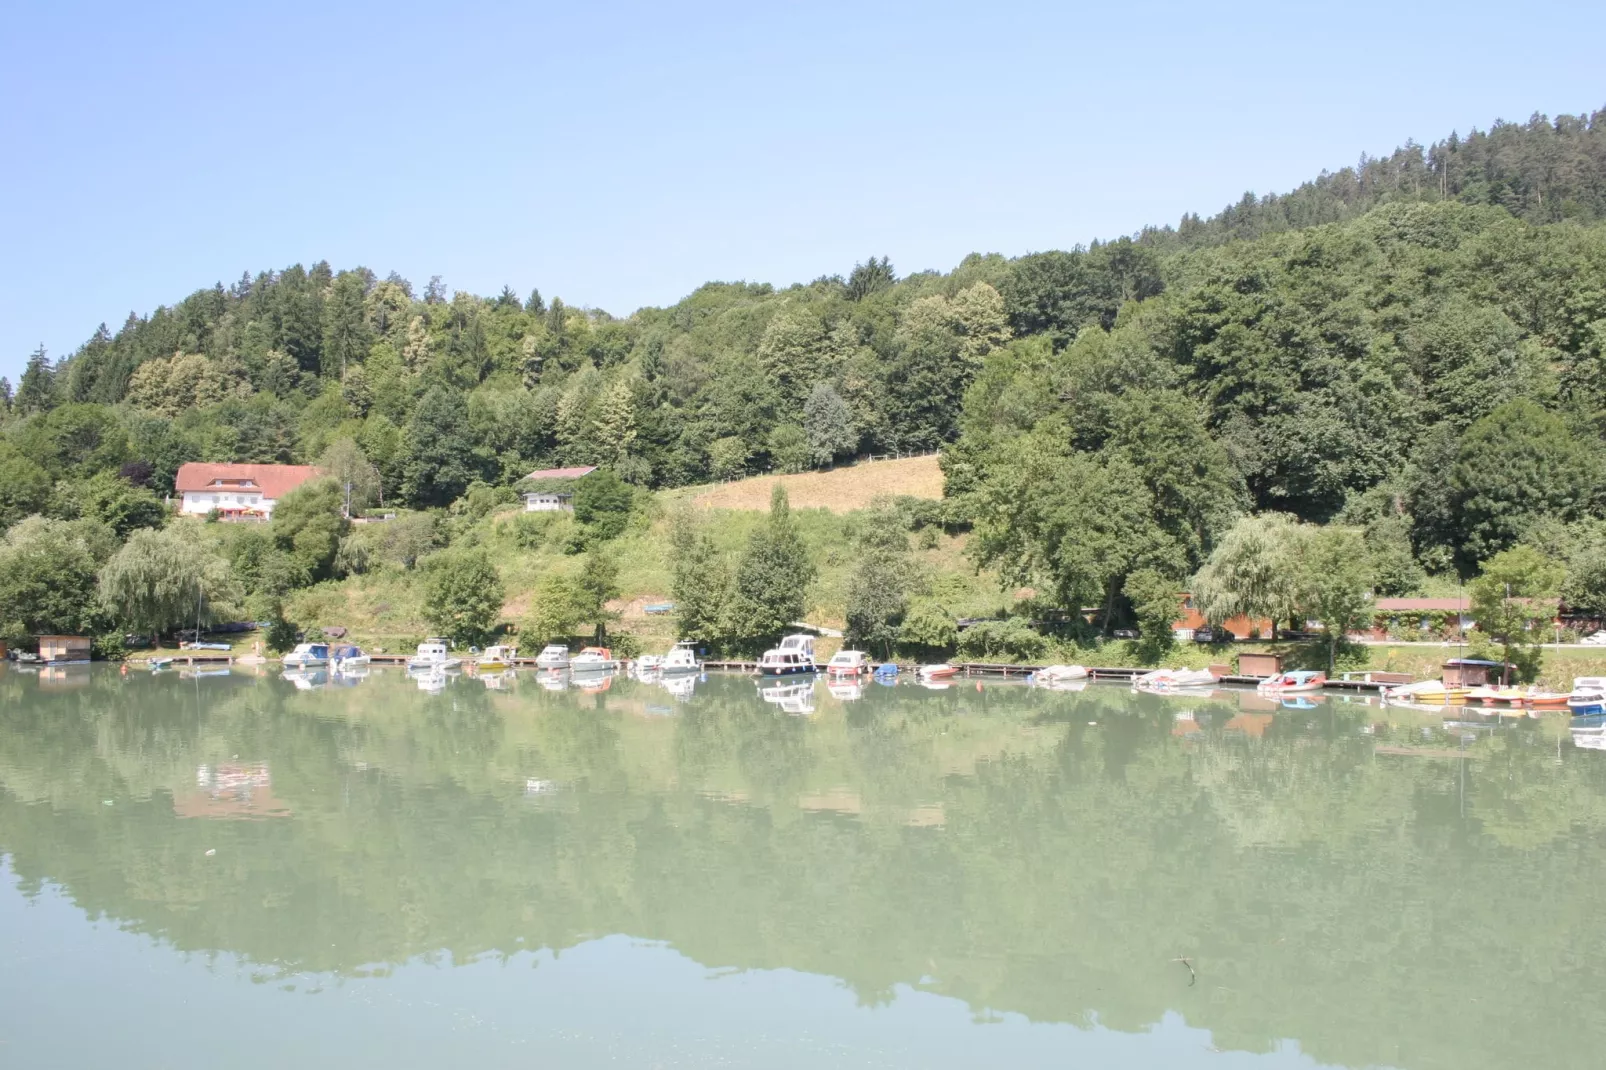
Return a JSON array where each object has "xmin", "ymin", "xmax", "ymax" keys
[
  {"xmin": 1374, "ymin": 597, "xmax": 1468, "ymax": 612},
  {"xmin": 523, "ymin": 465, "xmax": 598, "ymax": 481},
  {"xmin": 175, "ymin": 463, "xmax": 322, "ymax": 499}
]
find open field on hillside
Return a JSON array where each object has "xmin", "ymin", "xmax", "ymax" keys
[
  {"xmin": 278, "ymin": 492, "xmax": 1008, "ymax": 653},
  {"xmin": 684, "ymin": 454, "xmax": 944, "ymax": 513}
]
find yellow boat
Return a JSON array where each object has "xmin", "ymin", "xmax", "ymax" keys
[
  {"xmin": 1466, "ymin": 685, "xmax": 1525, "ymax": 705},
  {"xmin": 1384, "ymin": 680, "xmax": 1470, "ymax": 705},
  {"xmin": 476, "ymin": 644, "xmax": 519, "ymax": 671}
]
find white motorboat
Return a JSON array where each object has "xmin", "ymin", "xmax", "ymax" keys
[
  {"xmin": 407, "ymin": 639, "xmax": 460, "ymax": 671},
  {"xmin": 659, "ymin": 641, "xmax": 702, "ymax": 675},
  {"xmin": 330, "ymin": 644, "xmax": 369, "ymax": 672},
  {"xmin": 281, "ymin": 642, "xmax": 330, "ymax": 669},
  {"xmin": 1568, "ymin": 676, "xmax": 1606, "ymax": 716},
  {"xmin": 569, "ymin": 646, "xmax": 620, "ymax": 673},
  {"xmin": 535, "ymin": 644, "xmax": 570, "ymax": 669},
  {"xmin": 825, "ymin": 649, "xmax": 871, "ymax": 676},
  {"xmin": 635, "ymin": 654, "xmax": 664, "ymax": 673},
  {"xmin": 758, "ymin": 634, "xmax": 817, "ymax": 676}
]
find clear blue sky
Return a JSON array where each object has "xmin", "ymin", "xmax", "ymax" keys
[{"xmin": 3, "ymin": 0, "xmax": 1603, "ymax": 382}]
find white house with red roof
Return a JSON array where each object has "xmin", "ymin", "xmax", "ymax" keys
[
  {"xmin": 522, "ymin": 465, "xmax": 597, "ymax": 511},
  {"xmin": 174, "ymin": 463, "xmax": 322, "ymax": 519}
]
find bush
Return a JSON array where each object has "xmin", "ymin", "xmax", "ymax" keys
[
  {"xmin": 92, "ymin": 631, "xmax": 126, "ymax": 661},
  {"xmin": 956, "ymin": 618, "xmax": 1048, "ymax": 661},
  {"xmin": 899, "ymin": 600, "xmax": 957, "ymax": 654},
  {"xmin": 607, "ymin": 632, "xmax": 643, "ymax": 658}
]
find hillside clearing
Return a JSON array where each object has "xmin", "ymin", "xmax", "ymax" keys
[{"xmin": 685, "ymin": 455, "xmax": 944, "ymax": 513}]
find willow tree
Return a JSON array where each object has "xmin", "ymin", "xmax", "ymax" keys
[
  {"xmin": 99, "ymin": 527, "xmax": 236, "ymax": 638},
  {"xmin": 1189, "ymin": 513, "xmax": 1309, "ymax": 633}
]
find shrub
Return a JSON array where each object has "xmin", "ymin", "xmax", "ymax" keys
[{"xmin": 956, "ymin": 618, "xmax": 1048, "ymax": 661}]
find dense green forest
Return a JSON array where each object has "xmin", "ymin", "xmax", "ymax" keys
[{"xmin": 4, "ymin": 108, "xmax": 1606, "ymax": 661}]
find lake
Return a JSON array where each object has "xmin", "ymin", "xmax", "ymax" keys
[{"xmin": 2, "ymin": 663, "xmax": 1603, "ymax": 1069}]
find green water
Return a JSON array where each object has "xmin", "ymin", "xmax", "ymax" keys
[{"xmin": 2, "ymin": 664, "xmax": 1603, "ymax": 1069}]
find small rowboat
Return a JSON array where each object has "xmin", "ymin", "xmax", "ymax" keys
[
  {"xmin": 1466, "ymin": 685, "xmax": 1525, "ymax": 705},
  {"xmin": 917, "ymin": 664, "xmax": 959, "ymax": 681},
  {"xmin": 1524, "ymin": 691, "xmax": 1571, "ymax": 709},
  {"xmin": 1257, "ymin": 670, "xmax": 1325, "ymax": 694}
]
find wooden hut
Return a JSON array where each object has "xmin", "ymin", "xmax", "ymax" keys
[
  {"xmin": 1442, "ymin": 658, "xmax": 1504, "ymax": 687},
  {"xmin": 1237, "ymin": 652, "xmax": 1283, "ymax": 678},
  {"xmin": 38, "ymin": 636, "xmax": 91, "ymax": 665}
]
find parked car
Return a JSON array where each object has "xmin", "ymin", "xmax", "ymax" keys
[
  {"xmin": 1193, "ymin": 628, "xmax": 1218, "ymax": 644},
  {"xmin": 1112, "ymin": 629, "xmax": 1139, "ymax": 640}
]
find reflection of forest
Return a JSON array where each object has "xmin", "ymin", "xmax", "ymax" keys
[{"xmin": 1, "ymin": 667, "xmax": 1604, "ymax": 1070}]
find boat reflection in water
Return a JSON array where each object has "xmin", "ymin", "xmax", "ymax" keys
[
  {"xmin": 3, "ymin": 669, "xmax": 1606, "ymax": 1069},
  {"xmin": 758, "ymin": 678, "xmax": 816, "ymax": 714},
  {"xmin": 825, "ymin": 678, "xmax": 864, "ymax": 702}
]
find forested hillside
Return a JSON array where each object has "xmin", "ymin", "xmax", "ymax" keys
[{"xmin": 4, "ymin": 107, "xmax": 1606, "ymax": 663}]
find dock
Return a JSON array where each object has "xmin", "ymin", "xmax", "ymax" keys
[
  {"xmin": 160, "ymin": 650, "xmax": 1399, "ymax": 695},
  {"xmin": 134, "ymin": 653, "xmax": 234, "ymax": 666}
]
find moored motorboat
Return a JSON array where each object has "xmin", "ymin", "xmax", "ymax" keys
[
  {"xmin": 1257, "ymin": 670, "xmax": 1326, "ymax": 694},
  {"xmin": 534, "ymin": 644, "xmax": 570, "ymax": 670},
  {"xmin": 407, "ymin": 639, "xmax": 460, "ymax": 671},
  {"xmin": 826, "ymin": 649, "xmax": 871, "ymax": 676},
  {"xmin": 569, "ymin": 646, "xmax": 620, "ymax": 673},
  {"xmin": 758, "ymin": 634, "xmax": 817, "ymax": 676},
  {"xmin": 917, "ymin": 664, "xmax": 959, "ymax": 681},
  {"xmin": 659, "ymin": 641, "xmax": 702, "ymax": 675},
  {"xmin": 330, "ymin": 644, "xmax": 369, "ymax": 672},
  {"xmin": 1567, "ymin": 677, "xmax": 1606, "ymax": 716},
  {"xmin": 282, "ymin": 642, "xmax": 330, "ymax": 669},
  {"xmin": 476, "ymin": 644, "xmax": 518, "ymax": 671}
]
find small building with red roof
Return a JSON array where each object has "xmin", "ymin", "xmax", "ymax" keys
[
  {"xmin": 522, "ymin": 465, "xmax": 597, "ymax": 512},
  {"xmin": 174, "ymin": 463, "xmax": 322, "ymax": 520}
]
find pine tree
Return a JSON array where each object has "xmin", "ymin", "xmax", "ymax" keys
[
  {"xmin": 15, "ymin": 346, "xmax": 56, "ymax": 415},
  {"xmin": 321, "ymin": 272, "xmax": 372, "ymax": 379}
]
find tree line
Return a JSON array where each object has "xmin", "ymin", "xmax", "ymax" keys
[{"xmin": 4, "ymin": 106, "xmax": 1606, "ymax": 667}]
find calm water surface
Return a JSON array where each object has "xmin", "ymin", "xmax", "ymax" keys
[{"xmin": 2, "ymin": 664, "xmax": 1603, "ymax": 1069}]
